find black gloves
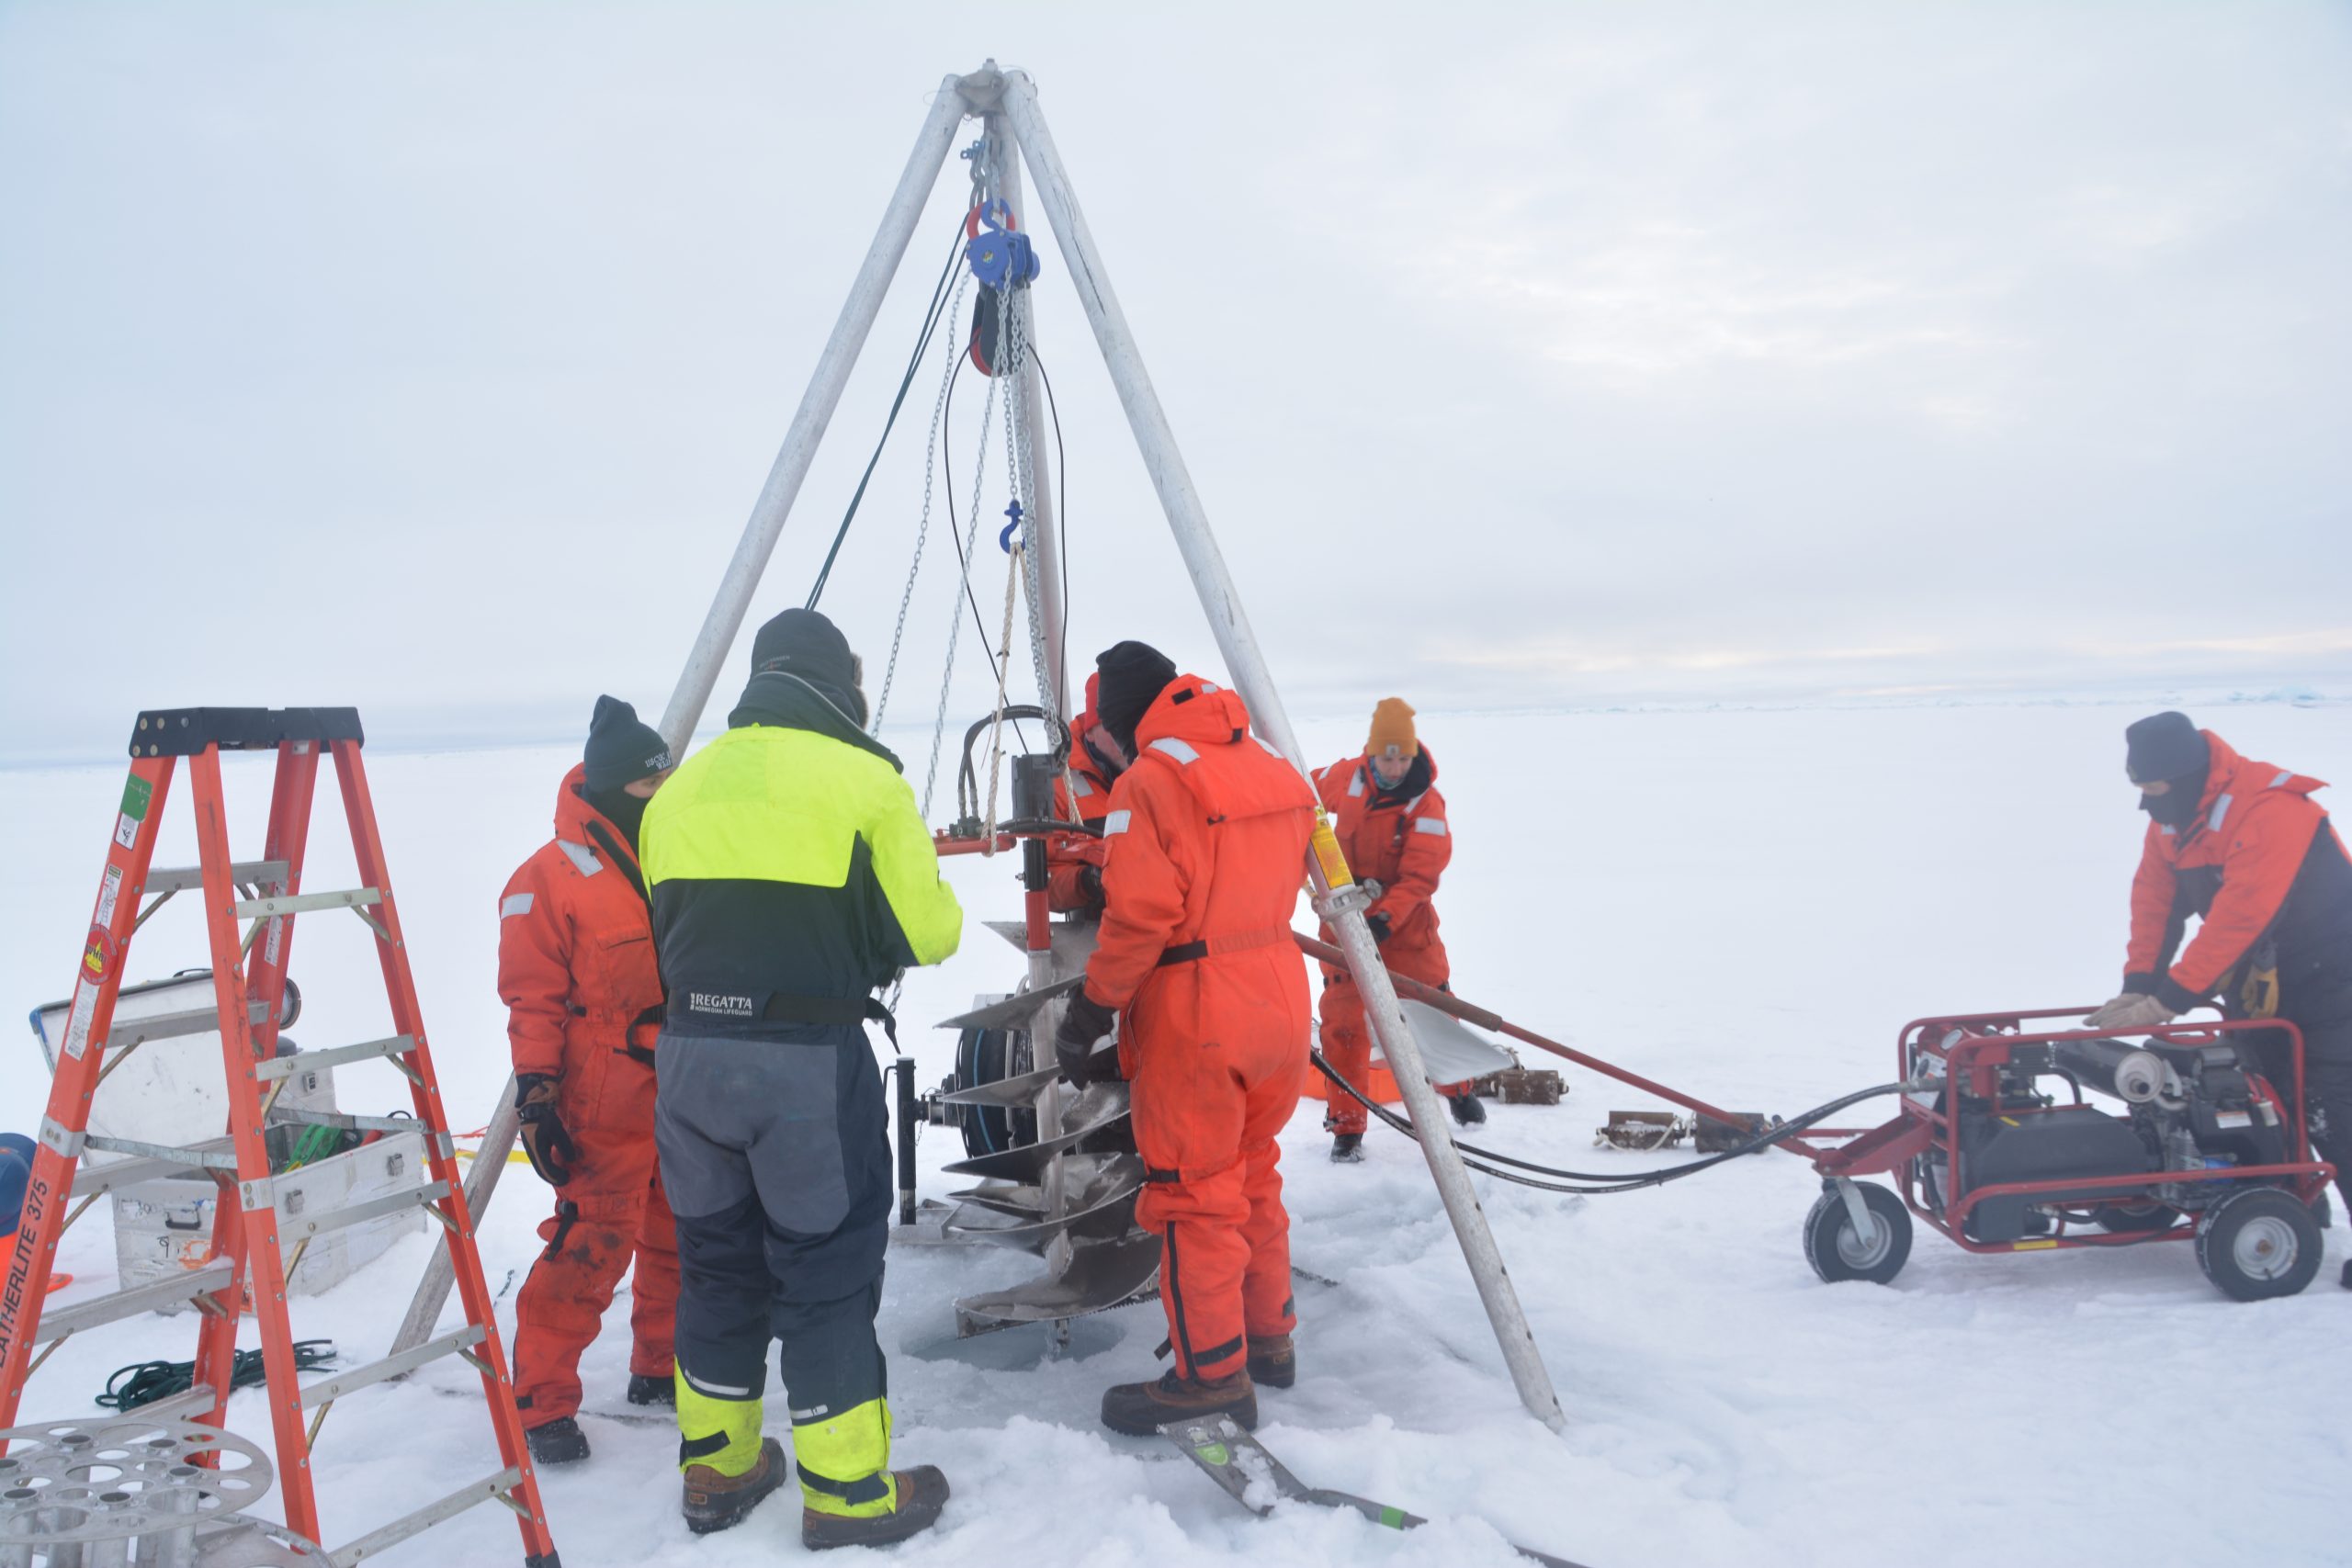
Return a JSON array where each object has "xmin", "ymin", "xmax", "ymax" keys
[
  {"xmin": 1055, "ymin": 990, "xmax": 1118, "ymax": 1089},
  {"xmin": 1076, "ymin": 863, "xmax": 1107, "ymax": 916},
  {"xmin": 514, "ymin": 1072, "xmax": 577, "ymax": 1186},
  {"xmin": 1365, "ymin": 911, "xmax": 1393, "ymax": 945}
]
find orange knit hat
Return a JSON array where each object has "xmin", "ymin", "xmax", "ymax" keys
[{"xmin": 1366, "ymin": 697, "xmax": 1418, "ymax": 760}]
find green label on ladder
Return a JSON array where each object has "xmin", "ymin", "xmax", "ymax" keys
[{"xmin": 114, "ymin": 773, "xmax": 153, "ymax": 850}]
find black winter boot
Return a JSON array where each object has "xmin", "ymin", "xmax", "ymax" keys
[
  {"xmin": 628, "ymin": 1373, "xmax": 675, "ymax": 1406},
  {"xmin": 525, "ymin": 1417, "xmax": 590, "ymax": 1466},
  {"xmin": 2340, "ymin": 1258, "xmax": 2351, "ymax": 1291},
  {"xmin": 1448, "ymin": 1092, "xmax": 1487, "ymax": 1126},
  {"xmin": 684, "ymin": 1437, "xmax": 787, "ymax": 1535},
  {"xmin": 1101, "ymin": 1371, "xmax": 1257, "ymax": 1436},
  {"xmin": 1330, "ymin": 1133, "xmax": 1364, "ymax": 1163},
  {"xmin": 802, "ymin": 1465, "xmax": 951, "ymax": 1551}
]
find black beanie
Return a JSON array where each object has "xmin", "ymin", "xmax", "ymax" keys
[
  {"xmin": 1094, "ymin": 641, "xmax": 1178, "ymax": 750},
  {"xmin": 582, "ymin": 696, "xmax": 673, "ymax": 792},
  {"xmin": 2124, "ymin": 711, "xmax": 2208, "ymax": 785},
  {"xmin": 752, "ymin": 608, "xmax": 860, "ymax": 688}
]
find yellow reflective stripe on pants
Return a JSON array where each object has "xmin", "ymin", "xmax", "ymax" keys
[
  {"xmin": 675, "ymin": 1372, "xmax": 764, "ymax": 1477},
  {"xmin": 795, "ymin": 1396, "xmax": 896, "ymax": 1517}
]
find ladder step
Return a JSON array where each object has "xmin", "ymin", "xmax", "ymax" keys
[
  {"xmin": 268, "ymin": 1180, "xmax": 448, "ymax": 1244},
  {"xmin": 35, "ymin": 1258, "xmax": 236, "ymax": 1343},
  {"xmin": 98, "ymin": 998, "xmax": 273, "ymax": 1051},
  {"xmin": 81, "ymin": 1134, "xmax": 242, "ymax": 1172},
  {"xmin": 323, "ymin": 1466, "xmax": 524, "ymax": 1568},
  {"xmin": 299, "ymin": 1325, "xmax": 485, "ymax": 1409},
  {"xmin": 114, "ymin": 1380, "xmax": 220, "ymax": 1422},
  {"xmin": 254, "ymin": 1034, "xmax": 414, "ymax": 1080},
  {"xmin": 142, "ymin": 859, "xmax": 292, "ymax": 896},
  {"xmin": 69, "ymin": 1136, "xmax": 238, "ymax": 1197},
  {"xmin": 232, "ymin": 887, "xmax": 381, "ymax": 919}
]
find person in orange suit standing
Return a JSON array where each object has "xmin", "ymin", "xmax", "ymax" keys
[
  {"xmin": 1053, "ymin": 642, "xmax": 1317, "ymax": 1432},
  {"xmin": 1313, "ymin": 697, "xmax": 1480, "ymax": 1163},
  {"xmin": 497, "ymin": 695, "xmax": 680, "ymax": 1465}
]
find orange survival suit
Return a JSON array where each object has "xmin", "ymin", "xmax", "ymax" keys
[
  {"xmin": 497, "ymin": 764, "xmax": 680, "ymax": 1427},
  {"xmin": 1079, "ymin": 676, "xmax": 1316, "ymax": 1382},
  {"xmin": 1312, "ymin": 745, "xmax": 1461, "ymax": 1133}
]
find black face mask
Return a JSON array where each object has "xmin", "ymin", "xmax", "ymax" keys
[
  {"xmin": 582, "ymin": 783, "xmax": 649, "ymax": 849},
  {"xmin": 1081, "ymin": 730, "xmax": 1127, "ymax": 783},
  {"xmin": 2139, "ymin": 766, "xmax": 2207, "ymax": 831}
]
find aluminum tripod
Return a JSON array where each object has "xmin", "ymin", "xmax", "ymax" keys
[{"xmin": 395, "ymin": 60, "xmax": 1565, "ymax": 1434}]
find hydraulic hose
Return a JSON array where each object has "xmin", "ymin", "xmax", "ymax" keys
[{"xmin": 1314, "ymin": 1053, "xmax": 1919, "ymax": 1195}]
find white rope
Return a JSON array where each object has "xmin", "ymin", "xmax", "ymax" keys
[{"xmin": 981, "ymin": 540, "xmax": 1023, "ymax": 850}]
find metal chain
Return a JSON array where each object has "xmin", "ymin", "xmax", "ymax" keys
[
  {"xmin": 870, "ymin": 261, "xmax": 975, "ymax": 732},
  {"xmin": 979, "ymin": 277, "xmax": 1025, "ymax": 845}
]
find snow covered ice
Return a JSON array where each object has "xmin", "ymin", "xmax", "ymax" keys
[{"xmin": 5, "ymin": 698, "xmax": 2346, "ymax": 1567}]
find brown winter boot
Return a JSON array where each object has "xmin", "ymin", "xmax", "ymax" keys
[
  {"xmin": 1100, "ymin": 1370, "xmax": 1258, "ymax": 1436},
  {"xmin": 1246, "ymin": 1334, "xmax": 1295, "ymax": 1390},
  {"xmin": 801, "ymin": 1465, "xmax": 952, "ymax": 1551},
  {"xmin": 683, "ymin": 1437, "xmax": 787, "ymax": 1536}
]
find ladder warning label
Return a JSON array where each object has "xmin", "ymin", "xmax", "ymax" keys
[
  {"xmin": 61, "ymin": 980, "xmax": 97, "ymax": 1061},
  {"xmin": 94, "ymin": 864, "xmax": 123, "ymax": 927}
]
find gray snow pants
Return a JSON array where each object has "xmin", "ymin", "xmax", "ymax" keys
[{"xmin": 653, "ymin": 1024, "xmax": 892, "ymax": 1446}]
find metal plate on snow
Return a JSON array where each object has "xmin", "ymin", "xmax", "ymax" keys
[
  {"xmin": 953, "ymin": 1231, "xmax": 1162, "ymax": 1329},
  {"xmin": 937, "ymin": 974, "xmax": 1086, "ymax": 1033},
  {"xmin": 982, "ymin": 919, "xmax": 1101, "ymax": 979},
  {"xmin": 1396, "ymin": 999, "xmax": 1516, "ymax": 1086}
]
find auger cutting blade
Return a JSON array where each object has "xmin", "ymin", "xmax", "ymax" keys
[
  {"xmin": 1396, "ymin": 998, "xmax": 1517, "ymax": 1085},
  {"xmin": 939, "ymin": 1043, "xmax": 1117, "ymax": 1108},
  {"xmin": 982, "ymin": 918, "xmax": 1101, "ymax": 979},
  {"xmin": 937, "ymin": 974, "xmax": 1086, "ymax": 1032},
  {"xmin": 952, "ymin": 1231, "xmax": 1161, "ymax": 1331},
  {"xmin": 948, "ymin": 1154, "xmax": 1127, "ymax": 1216},
  {"xmin": 937, "ymin": 1085, "xmax": 1131, "ymax": 1182},
  {"xmin": 946, "ymin": 1155, "xmax": 1144, "ymax": 1249}
]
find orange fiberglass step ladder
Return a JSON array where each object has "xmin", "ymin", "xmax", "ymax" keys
[{"xmin": 0, "ymin": 707, "xmax": 559, "ymax": 1566}]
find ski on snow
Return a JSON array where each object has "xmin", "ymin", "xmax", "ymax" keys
[{"xmin": 1162, "ymin": 1413, "xmax": 1591, "ymax": 1568}]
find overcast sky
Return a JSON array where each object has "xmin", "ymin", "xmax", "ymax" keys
[{"xmin": 4, "ymin": 2, "xmax": 2347, "ymax": 767}]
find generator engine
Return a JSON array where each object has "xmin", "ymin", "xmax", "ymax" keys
[{"xmin": 1914, "ymin": 1032, "xmax": 2289, "ymax": 1243}]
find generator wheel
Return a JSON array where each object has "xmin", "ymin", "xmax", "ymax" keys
[
  {"xmin": 2096, "ymin": 1201, "xmax": 2180, "ymax": 1234},
  {"xmin": 1804, "ymin": 1183, "xmax": 1912, "ymax": 1284},
  {"xmin": 2194, "ymin": 1187, "xmax": 2322, "ymax": 1301}
]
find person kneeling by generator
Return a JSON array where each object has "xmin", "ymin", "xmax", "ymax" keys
[{"xmin": 2084, "ymin": 712, "xmax": 2352, "ymax": 1284}]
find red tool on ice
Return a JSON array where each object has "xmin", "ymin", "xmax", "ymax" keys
[{"xmin": 0, "ymin": 707, "xmax": 560, "ymax": 1564}]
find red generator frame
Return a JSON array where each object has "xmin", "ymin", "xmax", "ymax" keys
[{"xmin": 1805, "ymin": 1007, "xmax": 2337, "ymax": 1299}]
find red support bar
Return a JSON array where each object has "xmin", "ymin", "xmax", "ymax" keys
[{"xmin": 1291, "ymin": 931, "xmax": 1775, "ymax": 1134}]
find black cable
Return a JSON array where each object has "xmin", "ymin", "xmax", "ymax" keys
[
  {"xmin": 1313, "ymin": 1053, "xmax": 1917, "ymax": 1194},
  {"xmin": 805, "ymin": 212, "xmax": 972, "ymax": 610},
  {"xmin": 97, "ymin": 1339, "xmax": 338, "ymax": 1411}
]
